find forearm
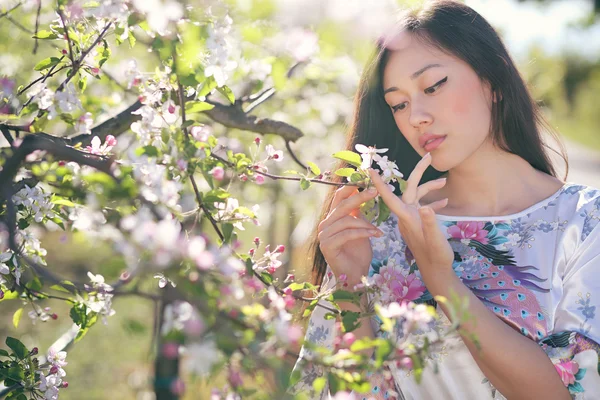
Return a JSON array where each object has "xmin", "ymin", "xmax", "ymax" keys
[{"xmin": 422, "ymin": 269, "xmax": 570, "ymax": 400}]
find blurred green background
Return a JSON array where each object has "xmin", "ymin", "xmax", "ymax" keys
[{"xmin": 1, "ymin": 0, "xmax": 599, "ymax": 398}]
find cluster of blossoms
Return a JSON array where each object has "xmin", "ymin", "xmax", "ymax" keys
[
  {"xmin": 248, "ymin": 238, "xmax": 286, "ymax": 275},
  {"xmin": 355, "ymin": 144, "xmax": 404, "ymax": 190},
  {"xmin": 204, "ymin": 11, "xmax": 238, "ymax": 87},
  {"xmin": 368, "ymin": 264, "xmax": 427, "ymax": 305},
  {"xmin": 213, "ymin": 198, "xmax": 260, "ymax": 231},
  {"xmin": 37, "ymin": 347, "xmax": 68, "ymax": 400},
  {"xmin": 0, "ymin": 226, "xmax": 48, "ymax": 288},
  {"xmin": 131, "ymin": 0, "xmax": 183, "ymax": 36},
  {"xmin": 239, "ymin": 138, "xmax": 284, "ymax": 185},
  {"xmin": 77, "ymin": 272, "xmax": 116, "ymax": 325},
  {"xmin": 13, "ymin": 184, "xmax": 55, "ymax": 223},
  {"xmin": 84, "ymin": 135, "xmax": 117, "ymax": 155},
  {"xmin": 28, "ymin": 306, "xmax": 58, "ymax": 324},
  {"xmin": 31, "ymin": 83, "xmax": 82, "ymax": 121}
]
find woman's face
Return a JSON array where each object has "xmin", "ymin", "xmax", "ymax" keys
[{"xmin": 382, "ymin": 32, "xmax": 495, "ymax": 172}]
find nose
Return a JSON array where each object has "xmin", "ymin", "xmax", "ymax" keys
[{"xmin": 408, "ymin": 103, "xmax": 433, "ymax": 128}]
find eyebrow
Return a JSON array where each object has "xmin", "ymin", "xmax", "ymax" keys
[{"xmin": 383, "ymin": 63, "xmax": 443, "ymax": 95}]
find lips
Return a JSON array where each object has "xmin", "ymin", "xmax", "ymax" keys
[{"xmin": 419, "ymin": 133, "xmax": 447, "ymax": 149}]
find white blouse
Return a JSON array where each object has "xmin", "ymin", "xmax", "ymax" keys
[{"xmin": 290, "ymin": 182, "xmax": 600, "ymax": 399}]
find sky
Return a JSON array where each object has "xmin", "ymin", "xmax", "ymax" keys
[{"xmin": 466, "ymin": 0, "xmax": 600, "ymax": 60}]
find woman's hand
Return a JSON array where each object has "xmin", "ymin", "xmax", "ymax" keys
[
  {"xmin": 318, "ymin": 185, "xmax": 383, "ymax": 289},
  {"xmin": 368, "ymin": 152, "xmax": 454, "ymax": 278}
]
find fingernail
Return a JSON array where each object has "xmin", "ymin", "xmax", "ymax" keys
[
  {"xmin": 438, "ymin": 177, "xmax": 447, "ymax": 183},
  {"xmin": 423, "ymin": 152, "xmax": 431, "ymax": 159},
  {"xmin": 368, "ymin": 187, "xmax": 377, "ymax": 194}
]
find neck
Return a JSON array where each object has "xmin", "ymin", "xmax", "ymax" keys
[{"xmin": 436, "ymin": 140, "xmax": 563, "ymax": 217}]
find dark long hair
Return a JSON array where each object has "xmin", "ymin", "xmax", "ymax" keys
[{"xmin": 307, "ymin": 0, "xmax": 569, "ymax": 289}]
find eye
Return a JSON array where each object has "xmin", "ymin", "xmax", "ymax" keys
[
  {"xmin": 424, "ymin": 76, "xmax": 448, "ymax": 95},
  {"xmin": 391, "ymin": 102, "xmax": 407, "ymax": 113}
]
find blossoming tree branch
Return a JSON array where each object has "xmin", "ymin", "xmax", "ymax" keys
[{"xmin": 0, "ymin": 1, "xmax": 470, "ymax": 399}]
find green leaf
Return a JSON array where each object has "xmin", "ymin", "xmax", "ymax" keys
[
  {"xmin": 49, "ymin": 284, "xmax": 72, "ymax": 294},
  {"xmin": 25, "ymin": 277, "xmax": 42, "ymax": 292},
  {"xmin": 222, "ymin": 223, "xmax": 234, "ymax": 244},
  {"xmin": 128, "ymin": 29, "xmax": 136, "ymax": 48},
  {"xmin": 287, "ymin": 282, "xmax": 317, "ymax": 292},
  {"xmin": 313, "ymin": 377, "xmax": 327, "ymax": 392},
  {"xmin": 0, "ymin": 349, "xmax": 9, "ymax": 357},
  {"xmin": 0, "ymin": 366, "xmax": 25, "ymax": 382},
  {"xmin": 328, "ymin": 372, "xmax": 344, "ymax": 394},
  {"xmin": 271, "ymin": 59, "xmax": 287, "ymax": 91},
  {"xmin": 376, "ymin": 201, "xmax": 391, "ymax": 225},
  {"xmin": 217, "ymin": 85, "xmax": 235, "ymax": 104},
  {"xmin": 260, "ymin": 272, "xmax": 273, "ymax": 285},
  {"xmin": 5, "ymin": 337, "xmax": 28, "ymax": 360},
  {"xmin": 51, "ymin": 197, "xmax": 77, "ymax": 207},
  {"xmin": 331, "ymin": 290, "xmax": 358, "ymax": 302},
  {"xmin": 34, "ymin": 57, "xmax": 61, "ymax": 71},
  {"xmin": 350, "ymin": 172, "xmax": 364, "ymax": 183},
  {"xmin": 340, "ymin": 311, "xmax": 361, "ymax": 333},
  {"xmin": 185, "ymin": 101, "xmax": 215, "ymax": 113},
  {"xmin": 334, "ymin": 168, "xmax": 355, "ymax": 177},
  {"xmin": 300, "ymin": 178, "xmax": 311, "ymax": 190},
  {"xmin": 307, "ymin": 162, "xmax": 321, "ymax": 176},
  {"xmin": 12, "ymin": 308, "xmax": 23, "ymax": 329},
  {"xmin": 332, "ymin": 151, "xmax": 362, "ymax": 168},
  {"xmin": 33, "ymin": 30, "xmax": 58, "ymax": 40},
  {"xmin": 0, "ymin": 290, "xmax": 19, "ymax": 302}
]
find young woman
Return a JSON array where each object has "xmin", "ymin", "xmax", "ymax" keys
[{"xmin": 289, "ymin": 1, "xmax": 600, "ymax": 399}]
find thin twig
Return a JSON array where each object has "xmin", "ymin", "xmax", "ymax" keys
[
  {"xmin": 57, "ymin": 8, "xmax": 75, "ymax": 65},
  {"xmin": 0, "ymin": 2, "xmax": 22, "ymax": 19},
  {"xmin": 285, "ymin": 140, "xmax": 308, "ymax": 170},
  {"xmin": 56, "ymin": 22, "xmax": 113, "ymax": 92},
  {"xmin": 33, "ymin": 0, "xmax": 42, "ymax": 54}
]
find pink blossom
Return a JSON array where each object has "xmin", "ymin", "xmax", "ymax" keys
[
  {"xmin": 373, "ymin": 266, "xmax": 426, "ymax": 303},
  {"xmin": 554, "ymin": 359, "xmax": 579, "ymax": 386},
  {"xmin": 210, "ymin": 166, "xmax": 225, "ymax": 181},
  {"xmin": 255, "ymin": 175, "xmax": 265, "ymax": 185},
  {"xmin": 447, "ymin": 221, "xmax": 489, "ymax": 244},
  {"xmin": 161, "ymin": 342, "xmax": 179, "ymax": 359},
  {"xmin": 105, "ymin": 135, "xmax": 117, "ymax": 147}
]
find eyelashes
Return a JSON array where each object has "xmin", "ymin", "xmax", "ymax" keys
[{"xmin": 391, "ymin": 76, "xmax": 448, "ymax": 113}]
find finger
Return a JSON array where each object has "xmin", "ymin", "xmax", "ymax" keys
[
  {"xmin": 321, "ymin": 187, "xmax": 379, "ymax": 230},
  {"xmin": 427, "ymin": 198, "xmax": 449, "ymax": 212},
  {"xmin": 330, "ymin": 185, "xmax": 359, "ymax": 211},
  {"xmin": 419, "ymin": 206, "xmax": 448, "ymax": 250},
  {"xmin": 368, "ymin": 168, "xmax": 407, "ymax": 217},
  {"xmin": 416, "ymin": 177, "xmax": 447, "ymax": 202},
  {"xmin": 320, "ymin": 229, "xmax": 379, "ymax": 255},
  {"xmin": 403, "ymin": 152, "xmax": 432, "ymax": 204},
  {"xmin": 319, "ymin": 216, "xmax": 383, "ymax": 241}
]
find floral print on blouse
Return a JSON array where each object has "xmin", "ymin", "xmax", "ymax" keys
[{"xmin": 289, "ymin": 182, "xmax": 600, "ymax": 399}]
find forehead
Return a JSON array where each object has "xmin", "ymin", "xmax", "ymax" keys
[{"xmin": 382, "ymin": 31, "xmax": 455, "ymax": 87}]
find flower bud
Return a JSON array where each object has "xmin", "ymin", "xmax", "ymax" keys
[
  {"xmin": 0, "ymin": 289, "xmax": 3, "ymax": 300},
  {"xmin": 120, "ymin": 271, "xmax": 131, "ymax": 282},
  {"xmin": 30, "ymin": 347, "xmax": 38, "ymax": 356},
  {"xmin": 254, "ymin": 137, "xmax": 261, "ymax": 145},
  {"xmin": 105, "ymin": 135, "xmax": 117, "ymax": 147},
  {"xmin": 342, "ymin": 333, "xmax": 356, "ymax": 347},
  {"xmin": 61, "ymin": 381, "xmax": 69, "ymax": 388},
  {"xmin": 51, "ymin": 313, "xmax": 58, "ymax": 320},
  {"xmin": 50, "ymin": 365, "xmax": 59, "ymax": 375},
  {"xmin": 275, "ymin": 245, "xmax": 285, "ymax": 253},
  {"xmin": 248, "ymin": 248, "xmax": 255, "ymax": 256},
  {"xmin": 255, "ymin": 175, "xmax": 265, "ymax": 185},
  {"xmin": 253, "ymin": 237, "xmax": 260, "ymax": 246}
]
